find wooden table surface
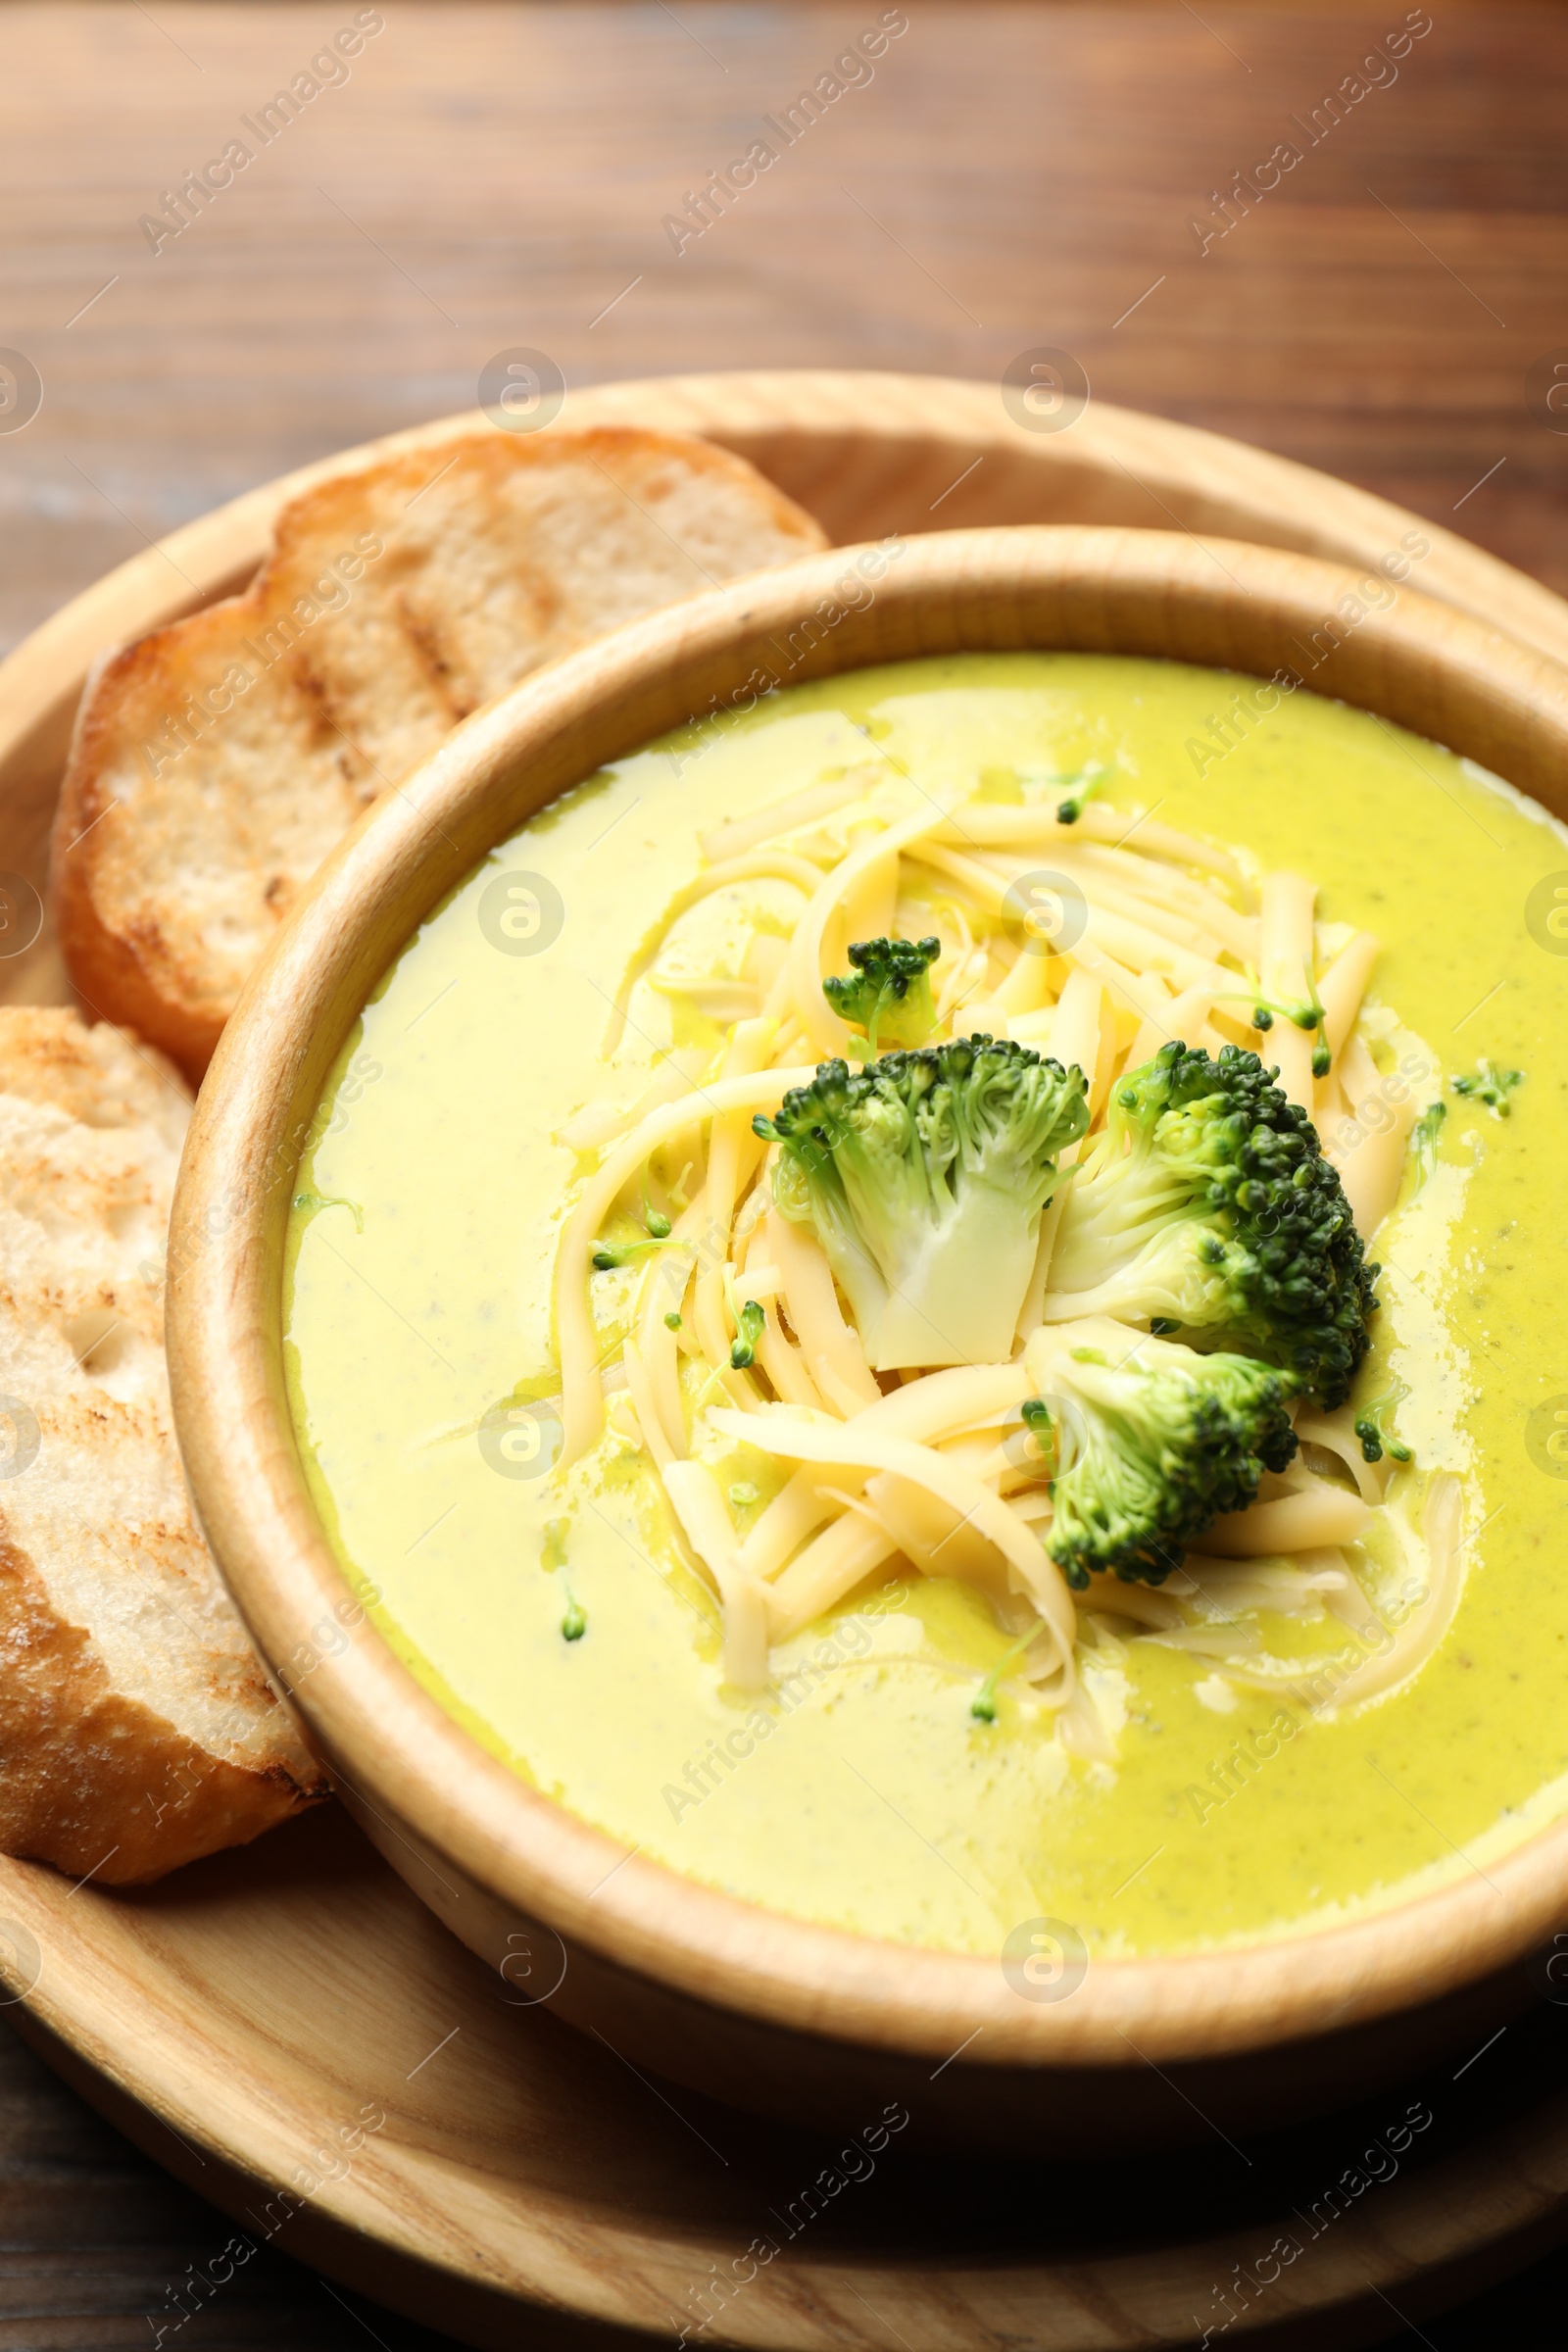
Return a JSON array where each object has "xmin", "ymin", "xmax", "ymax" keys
[{"xmin": 3, "ymin": 2, "xmax": 1568, "ymax": 2343}]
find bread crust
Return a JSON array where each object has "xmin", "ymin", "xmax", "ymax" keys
[
  {"xmin": 0, "ymin": 1008, "xmax": 327, "ymax": 1883},
  {"xmin": 0, "ymin": 1528, "xmax": 318, "ymax": 1882},
  {"xmin": 51, "ymin": 426, "xmax": 828, "ymax": 1080}
]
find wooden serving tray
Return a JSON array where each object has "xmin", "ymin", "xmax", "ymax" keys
[
  {"xmin": 5, "ymin": 371, "xmax": 1568, "ymax": 2346},
  {"xmin": 7, "ymin": 1804, "xmax": 1568, "ymax": 2351}
]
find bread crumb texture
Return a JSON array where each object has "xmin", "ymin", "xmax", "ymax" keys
[
  {"xmin": 0, "ymin": 1008, "xmax": 326, "ymax": 1882},
  {"xmin": 52, "ymin": 427, "xmax": 828, "ymax": 1078}
]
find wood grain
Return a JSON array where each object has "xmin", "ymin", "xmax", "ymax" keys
[
  {"xmin": 8, "ymin": 1802, "xmax": 1568, "ymax": 2352},
  {"xmin": 0, "ymin": 2025, "xmax": 434, "ymax": 2350},
  {"xmin": 3, "ymin": 0, "xmax": 1568, "ymax": 673}
]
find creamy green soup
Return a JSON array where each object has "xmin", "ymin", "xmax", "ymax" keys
[{"xmin": 285, "ymin": 655, "xmax": 1568, "ymax": 1958}]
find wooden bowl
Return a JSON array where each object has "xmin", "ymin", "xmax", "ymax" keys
[{"xmin": 165, "ymin": 520, "xmax": 1568, "ymax": 2154}]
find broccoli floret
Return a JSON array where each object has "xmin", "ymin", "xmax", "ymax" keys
[
  {"xmin": 1053, "ymin": 763, "xmax": 1104, "ymax": 824},
  {"xmin": 542, "ymin": 1518, "xmax": 587, "ymax": 1638},
  {"xmin": 1354, "ymin": 1381, "xmax": 1412, "ymax": 1465},
  {"xmin": 1220, "ymin": 960, "xmax": 1332, "ymax": 1073},
  {"xmin": 1042, "ymin": 1040, "xmax": 1377, "ymax": 1409},
  {"xmin": 728, "ymin": 1296, "xmax": 764, "ymax": 1369},
  {"xmin": 592, "ymin": 1232, "xmax": 681, "ymax": 1269},
  {"xmin": 755, "ymin": 1036, "xmax": 1089, "ymax": 1369},
  {"xmin": 1409, "ymin": 1099, "xmax": 1446, "ymax": 1190},
  {"xmin": 969, "ymin": 1625, "xmax": 1044, "ymax": 1722},
  {"xmin": 1451, "ymin": 1059, "xmax": 1524, "ymax": 1118},
  {"xmin": 1025, "ymin": 1318, "xmax": 1299, "ymax": 1588},
  {"xmin": 822, "ymin": 935, "xmax": 941, "ymax": 1054},
  {"xmin": 592, "ymin": 1188, "xmax": 677, "ymax": 1268},
  {"xmin": 1242, "ymin": 971, "xmax": 1324, "ymax": 1039}
]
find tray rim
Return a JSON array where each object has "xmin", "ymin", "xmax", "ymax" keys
[
  {"xmin": 5, "ymin": 1805, "xmax": 1568, "ymax": 2352},
  {"xmin": 8, "ymin": 368, "xmax": 1568, "ymax": 2346}
]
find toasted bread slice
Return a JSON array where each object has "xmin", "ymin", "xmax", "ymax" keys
[
  {"xmin": 0, "ymin": 1008, "xmax": 326, "ymax": 1883},
  {"xmin": 52, "ymin": 427, "xmax": 827, "ymax": 1079}
]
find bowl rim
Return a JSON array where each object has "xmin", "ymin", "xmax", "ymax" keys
[{"xmin": 169, "ymin": 522, "xmax": 1568, "ymax": 2070}]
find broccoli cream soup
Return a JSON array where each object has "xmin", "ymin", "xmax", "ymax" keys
[{"xmin": 286, "ymin": 654, "xmax": 1568, "ymax": 1959}]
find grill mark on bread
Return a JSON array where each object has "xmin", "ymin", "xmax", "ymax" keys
[
  {"xmin": 394, "ymin": 593, "xmax": 468, "ymax": 722},
  {"xmin": 51, "ymin": 427, "xmax": 828, "ymax": 1080}
]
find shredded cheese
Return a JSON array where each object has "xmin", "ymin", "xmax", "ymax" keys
[
  {"xmin": 537, "ymin": 749, "xmax": 1451, "ymax": 1742},
  {"xmin": 661, "ymin": 1459, "xmax": 770, "ymax": 1690}
]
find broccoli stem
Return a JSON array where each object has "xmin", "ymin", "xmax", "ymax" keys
[
  {"xmin": 293, "ymin": 1191, "xmax": 365, "ymax": 1235},
  {"xmin": 760, "ymin": 1039, "xmax": 1089, "ymax": 1369},
  {"xmin": 1353, "ymin": 1383, "xmax": 1412, "ymax": 1464},
  {"xmin": 541, "ymin": 1516, "xmax": 586, "ymax": 1635},
  {"xmin": 723, "ymin": 1270, "xmax": 765, "ymax": 1368},
  {"xmin": 1026, "ymin": 1317, "xmax": 1300, "ymax": 1587},
  {"xmin": 1221, "ymin": 956, "xmax": 1325, "ymax": 1041},
  {"xmin": 593, "ymin": 1176, "xmax": 684, "ymax": 1267},
  {"xmin": 1054, "ymin": 764, "xmax": 1105, "ymax": 824},
  {"xmin": 822, "ymin": 935, "xmax": 942, "ymax": 1054},
  {"xmin": 592, "ymin": 1235, "xmax": 683, "ymax": 1269},
  {"xmin": 970, "ymin": 1627, "xmax": 1044, "ymax": 1722}
]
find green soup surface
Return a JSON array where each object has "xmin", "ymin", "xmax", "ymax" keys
[{"xmin": 285, "ymin": 655, "xmax": 1568, "ymax": 1958}]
